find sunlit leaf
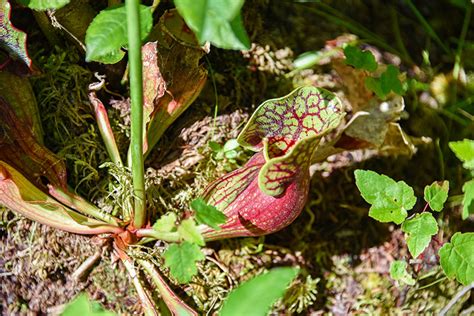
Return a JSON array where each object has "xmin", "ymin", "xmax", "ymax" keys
[
  {"xmin": 462, "ymin": 180, "xmax": 474, "ymax": 220},
  {"xmin": 401, "ymin": 212, "xmax": 438, "ymax": 258},
  {"xmin": 390, "ymin": 260, "xmax": 415, "ymax": 286},
  {"xmin": 424, "ymin": 181, "xmax": 449, "ymax": 212},
  {"xmin": 0, "ymin": 0, "xmax": 32, "ymax": 67},
  {"xmin": 449, "ymin": 139, "xmax": 474, "ymax": 170},
  {"xmin": 439, "ymin": 232, "xmax": 474, "ymax": 285},
  {"xmin": 174, "ymin": 0, "xmax": 250, "ymax": 50},
  {"xmin": 163, "ymin": 241, "xmax": 205, "ymax": 284},
  {"xmin": 354, "ymin": 170, "xmax": 416, "ymax": 224},
  {"xmin": 85, "ymin": 4, "xmax": 152, "ymax": 63},
  {"xmin": 220, "ymin": 267, "xmax": 299, "ymax": 316},
  {"xmin": 62, "ymin": 293, "xmax": 114, "ymax": 316},
  {"xmin": 18, "ymin": 0, "xmax": 70, "ymax": 10},
  {"xmin": 365, "ymin": 65, "xmax": 404, "ymax": 99},
  {"xmin": 152, "ymin": 213, "xmax": 177, "ymax": 232},
  {"xmin": 190, "ymin": 198, "xmax": 227, "ymax": 230},
  {"xmin": 177, "ymin": 218, "xmax": 205, "ymax": 246}
]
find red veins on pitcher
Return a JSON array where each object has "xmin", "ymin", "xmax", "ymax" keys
[{"xmin": 201, "ymin": 86, "xmax": 345, "ymax": 240}]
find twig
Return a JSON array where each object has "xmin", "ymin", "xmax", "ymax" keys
[
  {"xmin": 439, "ymin": 282, "xmax": 474, "ymax": 316},
  {"xmin": 71, "ymin": 249, "xmax": 102, "ymax": 281}
]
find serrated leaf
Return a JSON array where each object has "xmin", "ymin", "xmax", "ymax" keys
[
  {"xmin": 162, "ymin": 241, "xmax": 205, "ymax": 284},
  {"xmin": 344, "ymin": 45, "xmax": 377, "ymax": 72},
  {"xmin": 354, "ymin": 170, "xmax": 416, "ymax": 224},
  {"xmin": 401, "ymin": 212, "xmax": 438, "ymax": 258},
  {"xmin": 190, "ymin": 198, "xmax": 227, "ymax": 230},
  {"xmin": 209, "ymin": 141, "xmax": 222, "ymax": 152},
  {"xmin": 0, "ymin": 0, "xmax": 32, "ymax": 67},
  {"xmin": 152, "ymin": 213, "xmax": 177, "ymax": 232},
  {"xmin": 177, "ymin": 218, "xmax": 205, "ymax": 246},
  {"xmin": 85, "ymin": 5, "xmax": 152, "ymax": 63},
  {"xmin": 462, "ymin": 180, "xmax": 474, "ymax": 220},
  {"xmin": 220, "ymin": 267, "xmax": 299, "ymax": 316},
  {"xmin": 424, "ymin": 181, "xmax": 449, "ymax": 212},
  {"xmin": 365, "ymin": 65, "xmax": 404, "ymax": 99},
  {"xmin": 18, "ymin": 0, "xmax": 70, "ymax": 10},
  {"xmin": 62, "ymin": 293, "xmax": 115, "ymax": 316},
  {"xmin": 449, "ymin": 139, "xmax": 474, "ymax": 170},
  {"xmin": 174, "ymin": 0, "xmax": 250, "ymax": 50},
  {"xmin": 389, "ymin": 260, "xmax": 415, "ymax": 286},
  {"xmin": 439, "ymin": 232, "xmax": 474, "ymax": 285}
]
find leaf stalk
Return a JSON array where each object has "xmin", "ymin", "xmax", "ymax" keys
[{"xmin": 126, "ymin": 0, "xmax": 146, "ymax": 228}]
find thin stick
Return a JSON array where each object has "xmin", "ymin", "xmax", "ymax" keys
[
  {"xmin": 439, "ymin": 282, "xmax": 474, "ymax": 316},
  {"xmin": 126, "ymin": 0, "xmax": 146, "ymax": 228}
]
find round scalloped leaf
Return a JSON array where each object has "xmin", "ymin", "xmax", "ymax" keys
[
  {"xmin": 439, "ymin": 232, "xmax": 474, "ymax": 285},
  {"xmin": 237, "ymin": 86, "xmax": 345, "ymax": 158}
]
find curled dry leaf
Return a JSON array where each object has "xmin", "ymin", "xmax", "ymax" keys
[
  {"xmin": 201, "ymin": 86, "xmax": 345, "ymax": 239},
  {"xmin": 145, "ymin": 9, "xmax": 208, "ymax": 157},
  {"xmin": 141, "ymin": 41, "xmax": 166, "ymax": 153}
]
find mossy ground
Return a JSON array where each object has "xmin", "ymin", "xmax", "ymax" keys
[{"xmin": 1, "ymin": 1, "xmax": 473, "ymax": 314}]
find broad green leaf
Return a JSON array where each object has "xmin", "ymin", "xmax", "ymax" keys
[
  {"xmin": 18, "ymin": 0, "xmax": 70, "ymax": 10},
  {"xmin": 365, "ymin": 65, "xmax": 404, "ymax": 99},
  {"xmin": 439, "ymin": 232, "xmax": 474, "ymax": 285},
  {"xmin": 0, "ymin": 0, "xmax": 31, "ymax": 67},
  {"xmin": 162, "ymin": 241, "xmax": 205, "ymax": 284},
  {"xmin": 174, "ymin": 0, "xmax": 250, "ymax": 50},
  {"xmin": 462, "ymin": 180, "xmax": 474, "ymax": 219},
  {"xmin": 424, "ymin": 181, "xmax": 449, "ymax": 212},
  {"xmin": 401, "ymin": 212, "xmax": 438, "ymax": 258},
  {"xmin": 62, "ymin": 293, "xmax": 115, "ymax": 316},
  {"xmin": 293, "ymin": 51, "xmax": 321, "ymax": 70},
  {"xmin": 223, "ymin": 139, "xmax": 240, "ymax": 152},
  {"xmin": 389, "ymin": 260, "xmax": 415, "ymax": 286},
  {"xmin": 177, "ymin": 218, "xmax": 205, "ymax": 246},
  {"xmin": 152, "ymin": 213, "xmax": 177, "ymax": 232},
  {"xmin": 190, "ymin": 198, "xmax": 227, "ymax": 230},
  {"xmin": 344, "ymin": 45, "xmax": 377, "ymax": 72},
  {"xmin": 449, "ymin": 139, "xmax": 474, "ymax": 170},
  {"xmin": 209, "ymin": 141, "xmax": 222, "ymax": 152},
  {"xmin": 85, "ymin": 5, "xmax": 152, "ymax": 63},
  {"xmin": 220, "ymin": 267, "xmax": 299, "ymax": 316},
  {"xmin": 354, "ymin": 170, "xmax": 416, "ymax": 224}
]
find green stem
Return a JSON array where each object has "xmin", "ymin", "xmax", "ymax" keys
[
  {"xmin": 126, "ymin": 0, "xmax": 146, "ymax": 228},
  {"xmin": 137, "ymin": 260, "xmax": 198, "ymax": 316},
  {"xmin": 136, "ymin": 229, "xmax": 181, "ymax": 242}
]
